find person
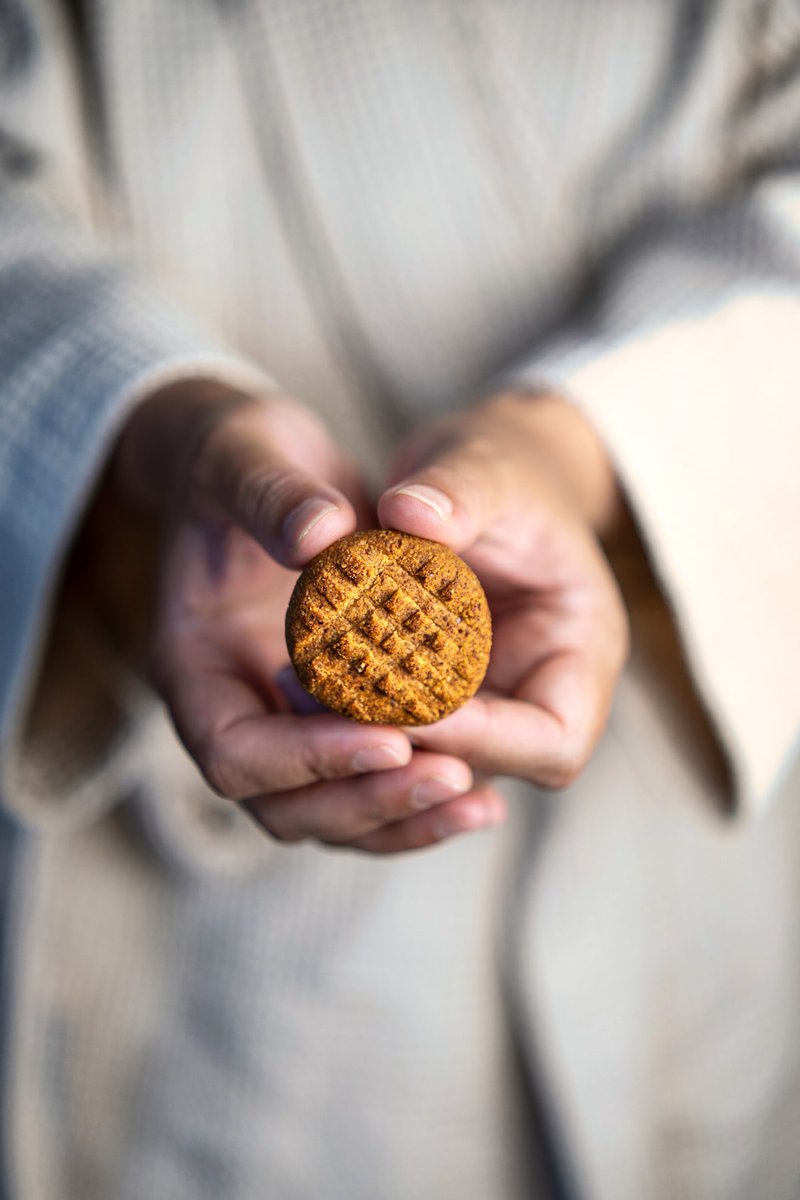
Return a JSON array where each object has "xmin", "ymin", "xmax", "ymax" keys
[{"xmin": 1, "ymin": 1, "xmax": 799, "ymax": 1196}]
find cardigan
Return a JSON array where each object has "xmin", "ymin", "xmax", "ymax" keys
[{"xmin": 1, "ymin": 2, "xmax": 800, "ymax": 1197}]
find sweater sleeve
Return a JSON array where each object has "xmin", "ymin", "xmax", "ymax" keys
[
  {"xmin": 0, "ymin": 4, "xmax": 272, "ymax": 828},
  {"xmin": 504, "ymin": 23, "xmax": 800, "ymax": 816}
]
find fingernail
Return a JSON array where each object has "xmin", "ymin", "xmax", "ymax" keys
[
  {"xmin": 284, "ymin": 498, "xmax": 338, "ymax": 548},
  {"xmin": 351, "ymin": 744, "xmax": 410, "ymax": 773},
  {"xmin": 392, "ymin": 484, "xmax": 453, "ymax": 521},
  {"xmin": 410, "ymin": 774, "xmax": 467, "ymax": 810}
]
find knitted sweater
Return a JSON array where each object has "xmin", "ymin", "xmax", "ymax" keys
[{"xmin": 1, "ymin": 3, "xmax": 800, "ymax": 1198}]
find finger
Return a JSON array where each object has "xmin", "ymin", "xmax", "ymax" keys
[
  {"xmin": 345, "ymin": 783, "xmax": 508, "ymax": 855},
  {"xmin": 377, "ymin": 433, "xmax": 509, "ymax": 553},
  {"xmin": 193, "ymin": 403, "xmax": 357, "ymax": 568},
  {"xmin": 162, "ymin": 664, "xmax": 413, "ymax": 799},
  {"xmin": 245, "ymin": 751, "xmax": 473, "ymax": 843},
  {"xmin": 407, "ymin": 649, "xmax": 614, "ymax": 789}
]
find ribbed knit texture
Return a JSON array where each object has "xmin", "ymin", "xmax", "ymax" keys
[
  {"xmin": 2, "ymin": 2, "xmax": 800, "ymax": 1198},
  {"xmin": 0, "ymin": 188, "xmax": 272, "ymax": 825}
]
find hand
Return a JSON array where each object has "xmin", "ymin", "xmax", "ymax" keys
[
  {"xmin": 377, "ymin": 391, "xmax": 630, "ymax": 789},
  {"xmin": 113, "ymin": 382, "xmax": 484, "ymax": 853}
]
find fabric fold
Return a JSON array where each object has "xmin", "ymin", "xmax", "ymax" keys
[
  {"xmin": 506, "ymin": 190, "xmax": 800, "ymax": 815},
  {"xmin": 0, "ymin": 193, "xmax": 272, "ymax": 828}
]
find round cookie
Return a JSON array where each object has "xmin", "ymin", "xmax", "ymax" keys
[{"xmin": 285, "ymin": 530, "xmax": 492, "ymax": 725}]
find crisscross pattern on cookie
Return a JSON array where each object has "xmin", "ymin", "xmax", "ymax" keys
[{"xmin": 286, "ymin": 531, "xmax": 492, "ymax": 724}]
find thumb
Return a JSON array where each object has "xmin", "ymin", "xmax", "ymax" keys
[
  {"xmin": 191, "ymin": 402, "xmax": 358, "ymax": 568},
  {"xmin": 377, "ymin": 436, "xmax": 506, "ymax": 553}
]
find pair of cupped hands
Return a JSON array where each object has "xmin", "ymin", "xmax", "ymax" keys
[{"xmin": 113, "ymin": 382, "xmax": 629, "ymax": 854}]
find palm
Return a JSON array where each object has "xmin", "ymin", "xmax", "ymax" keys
[
  {"xmin": 149, "ymin": 398, "xmax": 378, "ymax": 795},
  {"xmin": 155, "ymin": 515, "xmax": 300, "ymax": 719},
  {"xmin": 462, "ymin": 511, "xmax": 593, "ymax": 701},
  {"xmin": 380, "ymin": 405, "xmax": 628, "ymax": 788}
]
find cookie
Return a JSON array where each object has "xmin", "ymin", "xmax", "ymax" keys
[{"xmin": 285, "ymin": 530, "xmax": 492, "ymax": 724}]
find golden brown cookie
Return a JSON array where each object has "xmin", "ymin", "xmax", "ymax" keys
[{"xmin": 285, "ymin": 530, "xmax": 492, "ymax": 724}]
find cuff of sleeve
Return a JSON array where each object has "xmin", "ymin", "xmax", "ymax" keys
[
  {"xmin": 505, "ymin": 290, "xmax": 800, "ymax": 816},
  {"xmin": 3, "ymin": 629, "xmax": 158, "ymax": 833},
  {"xmin": 0, "ymin": 264, "xmax": 273, "ymax": 828}
]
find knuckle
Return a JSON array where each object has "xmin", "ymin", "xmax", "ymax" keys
[
  {"xmin": 393, "ymin": 791, "xmax": 425, "ymax": 822},
  {"xmin": 199, "ymin": 739, "xmax": 246, "ymax": 801},
  {"xmin": 318, "ymin": 792, "xmax": 396, "ymax": 843},
  {"xmin": 249, "ymin": 801, "xmax": 307, "ymax": 844},
  {"xmin": 358, "ymin": 784, "xmax": 412, "ymax": 827},
  {"xmin": 543, "ymin": 762, "xmax": 580, "ymax": 791},
  {"xmin": 237, "ymin": 464, "xmax": 312, "ymax": 545},
  {"xmin": 304, "ymin": 743, "xmax": 346, "ymax": 785},
  {"xmin": 261, "ymin": 816, "xmax": 304, "ymax": 845},
  {"xmin": 371, "ymin": 799, "xmax": 402, "ymax": 827},
  {"xmin": 235, "ymin": 465, "xmax": 284, "ymax": 531},
  {"xmin": 330, "ymin": 801, "xmax": 380, "ymax": 838},
  {"xmin": 538, "ymin": 742, "xmax": 589, "ymax": 791},
  {"xmin": 399, "ymin": 824, "xmax": 439, "ymax": 853}
]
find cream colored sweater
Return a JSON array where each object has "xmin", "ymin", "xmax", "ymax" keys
[{"xmin": 1, "ymin": 2, "xmax": 800, "ymax": 1198}]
